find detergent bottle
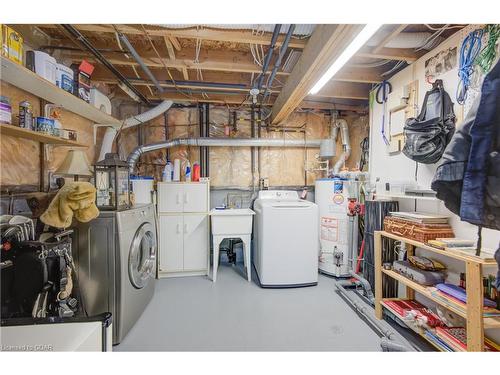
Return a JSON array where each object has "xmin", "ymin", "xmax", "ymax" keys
[
  {"xmin": 185, "ymin": 161, "xmax": 192, "ymax": 182},
  {"xmin": 162, "ymin": 160, "xmax": 173, "ymax": 182}
]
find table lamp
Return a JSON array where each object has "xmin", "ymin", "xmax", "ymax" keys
[{"xmin": 55, "ymin": 149, "xmax": 93, "ymax": 182}]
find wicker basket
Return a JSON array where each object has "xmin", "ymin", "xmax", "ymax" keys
[{"xmin": 384, "ymin": 216, "xmax": 454, "ymax": 243}]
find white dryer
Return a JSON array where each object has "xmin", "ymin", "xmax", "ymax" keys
[{"xmin": 253, "ymin": 190, "xmax": 319, "ymax": 288}]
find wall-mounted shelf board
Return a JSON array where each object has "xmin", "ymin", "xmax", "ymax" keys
[
  {"xmin": 0, "ymin": 57, "xmax": 121, "ymax": 126},
  {"xmin": 0, "ymin": 124, "xmax": 87, "ymax": 147},
  {"xmin": 376, "ymin": 194, "xmax": 439, "ymax": 202}
]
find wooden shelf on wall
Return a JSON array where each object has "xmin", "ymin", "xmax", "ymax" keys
[
  {"xmin": 0, "ymin": 124, "xmax": 87, "ymax": 147},
  {"xmin": 0, "ymin": 57, "xmax": 121, "ymax": 126}
]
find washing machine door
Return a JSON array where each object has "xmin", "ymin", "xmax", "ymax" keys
[{"xmin": 128, "ymin": 222, "xmax": 156, "ymax": 289}]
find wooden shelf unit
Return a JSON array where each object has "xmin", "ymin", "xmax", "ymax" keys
[
  {"xmin": 380, "ymin": 298, "xmax": 448, "ymax": 352},
  {"xmin": 0, "ymin": 124, "xmax": 87, "ymax": 147},
  {"xmin": 1, "ymin": 56, "xmax": 120, "ymax": 126},
  {"xmin": 374, "ymin": 230, "xmax": 500, "ymax": 352}
]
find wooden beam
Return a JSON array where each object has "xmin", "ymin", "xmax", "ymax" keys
[
  {"xmin": 182, "ymin": 67, "xmax": 189, "ymax": 80},
  {"xmin": 372, "ymin": 24, "xmax": 408, "ymax": 54},
  {"xmin": 333, "ymin": 66, "xmax": 382, "ymax": 84},
  {"xmin": 38, "ymin": 24, "xmax": 308, "ymax": 49},
  {"xmin": 58, "ymin": 48, "xmax": 289, "ymax": 76},
  {"xmin": 312, "ymin": 82, "xmax": 371, "ymax": 100},
  {"xmin": 163, "ymin": 36, "xmax": 176, "ymax": 60},
  {"xmin": 169, "ymin": 36, "xmax": 181, "ymax": 51},
  {"xmin": 299, "ymin": 100, "xmax": 367, "ymax": 112},
  {"xmin": 271, "ymin": 24, "xmax": 365, "ymax": 124},
  {"xmin": 357, "ymin": 47, "xmax": 418, "ymax": 62}
]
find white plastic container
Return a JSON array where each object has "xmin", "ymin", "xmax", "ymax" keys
[
  {"xmin": 56, "ymin": 64, "xmax": 74, "ymax": 93},
  {"xmin": 162, "ymin": 161, "xmax": 173, "ymax": 182},
  {"xmin": 27, "ymin": 51, "xmax": 57, "ymax": 84},
  {"xmin": 131, "ymin": 176, "xmax": 154, "ymax": 205},
  {"xmin": 173, "ymin": 159, "xmax": 181, "ymax": 182},
  {"xmin": 90, "ymin": 88, "xmax": 112, "ymax": 114}
]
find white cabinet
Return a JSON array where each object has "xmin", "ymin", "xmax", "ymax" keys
[
  {"xmin": 159, "ymin": 215, "xmax": 184, "ymax": 272},
  {"xmin": 157, "ymin": 182, "xmax": 208, "ymax": 213},
  {"xmin": 183, "ymin": 214, "xmax": 209, "ymax": 270},
  {"xmin": 157, "ymin": 182, "xmax": 209, "ymax": 278}
]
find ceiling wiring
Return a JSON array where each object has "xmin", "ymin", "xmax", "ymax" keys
[{"xmin": 139, "ymin": 24, "xmax": 198, "ymax": 101}]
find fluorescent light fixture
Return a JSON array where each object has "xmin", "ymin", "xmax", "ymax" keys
[{"xmin": 309, "ymin": 24, "xmax": 383, "ymax": 95}]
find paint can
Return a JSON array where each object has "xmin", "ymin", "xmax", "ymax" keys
[
  {"xmin": 0, "ymin": 96, "xmax": 12, "ymax": 124},
  {"xmin": 19, "ymin": 100, "xmax": 33, "ymax": 130}
]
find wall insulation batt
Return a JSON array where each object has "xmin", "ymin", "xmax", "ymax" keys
[{"xmin": 118, "ymin": 104, "xmax": 368, "ymax": 187}]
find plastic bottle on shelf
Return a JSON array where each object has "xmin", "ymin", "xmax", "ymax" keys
[
  {"xmin": 185, "ymin": 161, "xmax": 191, "ymax": 182},
  {"xmin": 173, "ymin": 159, "xmax": 181, "ymax": 181},
  {"xmin": 192, "ymin": 162, "xmax": 200, "ymax": 182},
  {"xmin": 162, "ymin": 160, "xmax": 173, "ymax": 182}
]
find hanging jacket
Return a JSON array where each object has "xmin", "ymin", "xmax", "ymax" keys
[
  {"xmin": 432, "ymin": 59, "xmax": 500, "ymax": 292},
  {"xmin": 431, "ymin": 59, "xmax": 500, "ymax": 231}
]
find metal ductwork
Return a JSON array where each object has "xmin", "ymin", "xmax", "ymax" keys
[
  {"xmin": 127, "ymin": 137, "xmax": 322, "ymax": 173},
  {"xmin": 333, "ymin": 119, "xmax": 351, "ymax": 174}
]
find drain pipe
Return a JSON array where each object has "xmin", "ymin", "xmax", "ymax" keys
[
  {"xmin": 61, "ymin": 24, "xmax": 149, "ymax": 104},
  {"xmin": 335, "ymin": 283, "xmax": 413, "ymax": 351},
  {"xmin": 254, "ymin": 25, "xmax": 282, "ymax": 91},
  {"xmin": 262, "ymin": 25, "xmax": 295, "ymax": 103},
  {"xmin": 118, "ymin": 33, "xmax": 164, "ymax": 93},
  {"xmin": 128, "ymin": 137, "xmax": 322, "ymax": 173},
  {"xmin": 333, "ymin": 119, "xmax": 351, "ymax": 174}
]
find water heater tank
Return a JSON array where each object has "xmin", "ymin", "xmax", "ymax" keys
[{"xmin": 315, "ymin": 178, "xmax": 358, "ymax": 277}]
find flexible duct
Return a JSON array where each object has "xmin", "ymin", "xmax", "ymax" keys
[
  {"xmin": 128, "ymin": 137, "xmax": 322, "ymax": 173},
  {"xmin": 97, "ymin": 100, "xmax": 174, "ymax": 161},
  {"xmin": 122, "ymin": 100, "xmax": 173, "ymax": 129},
  {"xmin": 333, "ymin": 119, "xmax": 351, "ymax": 174}
]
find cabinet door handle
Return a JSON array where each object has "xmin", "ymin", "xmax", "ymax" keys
[
  {"xmin": 176, "ymin": 223, "xmax": 180, "ymax": 234},
  {"xmin": 183, "ymin": 192, "xmax": 188, "ymax": 204},
  {"xmin": 184, "ymin": 223, "xmax": 188, "ymax": 233}
]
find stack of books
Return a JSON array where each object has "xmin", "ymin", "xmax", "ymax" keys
[
  {"xmin": 435, "ymin": 327, "xmax": 499, "ymax": 352},
  {"xmin": 429, "ymin": 284, "xmax": 500, "ymax": 317}
]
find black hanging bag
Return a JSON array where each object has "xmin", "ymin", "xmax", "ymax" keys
[{"xmin": 402, "ymin": 80, "xmax": 456, "ymax": 164}]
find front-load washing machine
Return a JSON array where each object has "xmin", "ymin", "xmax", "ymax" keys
[
  {"xmin": 73, "ymin": 204, "xmax": 157, "ymax": 344},
  {"xmin": 253, "ymin": 190, "xmax": 319, "ymax": 288}
]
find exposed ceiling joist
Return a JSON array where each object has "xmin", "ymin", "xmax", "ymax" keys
[
  {"xmin": 356, "ymin": 46, "xmax": 418, "ymax": 62},
  {"xmin": 140, "ymin": 92, "xmax": 366, "ymax": 112},
  {"xmin": 372, "ymin": 24, "xmax": 408, "ymax": 54},
  {"xmin": 38, "ymin": 24, "xmax": 308, "ymax": 49},
  {"xmin": 271, "ymin": 24, "xmax": 365, "ymax": 124},
  {"xmin": 57, "ymin": 49, "xmax": 290, "ymax": 76},
  {"xmin": 313, "ymin": 81, "xmax": 370, "ymax": 100},
  {"xmin": 333, "ymin": 66, "xmax": 382, "ymax": 84}
]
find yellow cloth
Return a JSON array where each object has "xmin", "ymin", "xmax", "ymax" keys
[{"xmin": 40, "ymin": 182, "xmax": 99, "ymax": 228}]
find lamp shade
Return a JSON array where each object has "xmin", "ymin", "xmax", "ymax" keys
[{"xmin": 55, "ymin": 150, "xmax": 93, "ymax": 176}]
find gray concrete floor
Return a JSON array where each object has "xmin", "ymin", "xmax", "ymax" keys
[{"xmin": 115, "ymin": 265, "xmax": 382, "ymax": 351}]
